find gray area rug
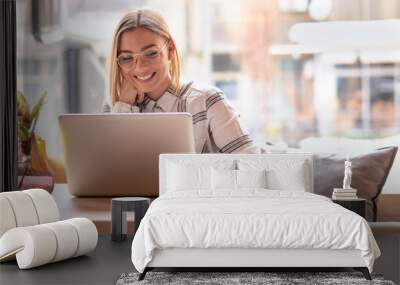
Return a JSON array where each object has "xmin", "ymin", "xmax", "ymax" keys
[{"xmin": 116, "ymin": 271, "xmax": 396, "ymax": 285}]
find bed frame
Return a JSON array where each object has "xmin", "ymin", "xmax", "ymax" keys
[
  {"xmin": 139, "ymin": 248, "xmax": 371, "ymax": 280},
  {"xmin": 137, "ymin": 154, "xmax": 372, "ymax": 281}
]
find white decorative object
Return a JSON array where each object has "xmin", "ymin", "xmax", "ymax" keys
[
  {"xmin": 42, "ymin": 221, "xmax": 79, "ymax": 262},
  {"xmin": 64, "ymin": 218, "xmax": 98, "ymax": 257},
  {"xmin": 343, "ymin": 156, "xmax": 352, "ymax": 190},
  {"xmin": 330, "ymin": 156, "xmax": 358, "ymax": 200},
  {"xmin": 0, "ymin": 191, "xmax": 40, "ymax": 227},
  {"xmin": 0, "ymin": 189, "xmax": 59, "ymax": 236},
  {"xmin": 0, "ymin": 189, "xmax": 98, "ymax": 269},
  {"xmin": 0, "ymin": 196, "xmax": 17, "ymax": 237},
  {"xmin": 0, "ymin": 218, "xmax": 97, "ymax": 269},
  {"xmin": 23, "ymin": 188, "xmax": 60, "ymax": 223}
]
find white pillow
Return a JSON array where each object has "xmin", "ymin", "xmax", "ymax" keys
[
  {"xmin": 167, "ymin": 163, "xmax": 212, "ymax": 191},
  {"xmin": 211, "ymin": 168, "xmax": 268, "ymax": 190},
  {"xmin": 212, "ymin": 168, "xmax": 236, "ymax": 190},
  {"xmin": 236, "ymin": 169, "xmax": 268, "ymax": 189},
  {"xmin": 266, "ymin": 168, "xmax": 306, "ymax": 191},
  {"xmin": 238, "ymin": 159, "xmax": 307, "ymax": 191}
]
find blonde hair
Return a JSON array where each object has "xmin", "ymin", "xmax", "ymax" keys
[{"xmin": 109, "ymin": 9, "xmax": 181, "ymax": 104}]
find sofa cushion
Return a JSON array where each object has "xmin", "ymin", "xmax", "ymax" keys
[
  {"xmin": 300, "ymin": 135, "xmax": 400, "ymax": 194},
  {"xmin": 313, "ymin": 147, "xmax": 398, "ymax": 221}
]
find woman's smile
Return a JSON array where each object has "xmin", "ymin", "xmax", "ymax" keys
[{"xmin": 135, "ymin": 71, "xmax": 156, "ymax": 82}]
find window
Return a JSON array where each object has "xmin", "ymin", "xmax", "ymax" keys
[{"xmin": 16, "ymin": 0, "xmax": 400, "ymax": 166}]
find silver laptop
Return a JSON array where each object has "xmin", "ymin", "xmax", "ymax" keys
[{"xmin": 59, "ymin": 113, "xmax": 195, "ymax": 197}]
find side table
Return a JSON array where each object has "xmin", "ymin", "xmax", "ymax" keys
[
  {"xmin": 111, "ymin": 197, "xmax": 150, "ymax": 242},
  {"xmin": 332, "ymin": 198, "xmax": 366, "ymax": 218}
]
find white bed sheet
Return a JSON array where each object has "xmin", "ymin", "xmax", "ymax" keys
[{"xmin": 131, "ymin": 190, "xmax": 380, "ymax": 273}]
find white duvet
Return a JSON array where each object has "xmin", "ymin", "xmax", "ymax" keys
[{"xmin": 131, "ymin": 190, "xmax": 380, "ymax": 273}]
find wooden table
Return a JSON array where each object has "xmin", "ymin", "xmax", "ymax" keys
[{"xmin": 52, "ymin": 184, "xmax": 137, "ymax": 234}]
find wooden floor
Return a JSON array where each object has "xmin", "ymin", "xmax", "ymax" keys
[{"xmin": 0, "ymin": 236, "xmax": 133, "ymax": 285}]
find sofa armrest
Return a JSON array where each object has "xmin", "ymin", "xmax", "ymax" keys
[
  {"xmin": 377, "ymin": 194, "xmax": 400, "ymax": 222},
  {"xmin": 369, "ymin": 222, "xmax": 400, "ymax": 236}
]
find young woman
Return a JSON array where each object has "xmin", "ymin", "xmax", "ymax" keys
[{"xmin": 103, "ymin": 9, "xmax": 260, "ymax": 154}]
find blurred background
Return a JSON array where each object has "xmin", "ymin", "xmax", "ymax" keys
[{"xmin": 16, "ymin": 0, "xmax": 400, "ymax": 161}]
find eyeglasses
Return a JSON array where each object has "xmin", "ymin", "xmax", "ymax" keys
[{"xmin": 116, "ymin": 40, "xmax": 169, "ymax": 71}]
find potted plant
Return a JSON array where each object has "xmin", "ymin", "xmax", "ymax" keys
[{"xmin": 17, "ymin": 91, "xmax": 55, "ymax": 193}]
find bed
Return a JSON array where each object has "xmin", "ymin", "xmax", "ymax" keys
[{"xmin": 131, "ymin": 154, "xmax": 380, "ymax": 280}]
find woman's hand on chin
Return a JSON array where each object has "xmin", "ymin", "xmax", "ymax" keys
[{"xmin": 119, "ymin": 74, "xmax": 145, "ymax": 105}]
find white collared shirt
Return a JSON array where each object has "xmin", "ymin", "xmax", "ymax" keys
[{"xmin": 103, "ymin": 82, "xmax": 260, "ymax": 154}]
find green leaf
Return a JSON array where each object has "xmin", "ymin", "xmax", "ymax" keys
[
  {"xmin": 16, "ymin": 91, "xmax": 30, "ymax": 117},
  {"xmin": 29, "ymin": 91, "xmax": 47, "ymax": 134},
  {"xmin": 16, "ymin": 91, "xmax": 32, "ymax": 135},
  {"xmin": 17, "ymin": 120, "xmax": 29, "ymax": 141},
  {"xmin": 18, "ymin": 128, "xmax": 29, "ymax": 142},
  {"xmin": 17, "ymin": 111, "xmax": 29, "ymax": 130}
]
